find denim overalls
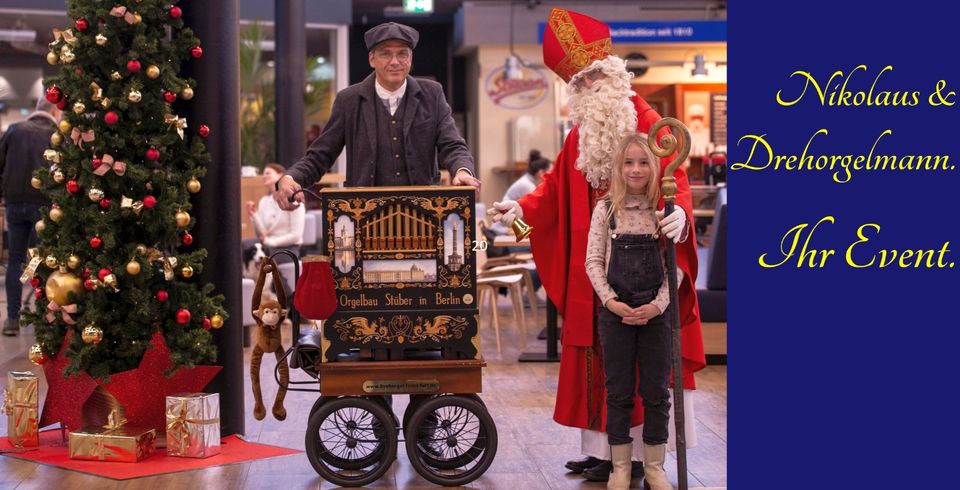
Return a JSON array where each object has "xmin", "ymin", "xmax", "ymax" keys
[{"xmin": 598, "ymin": 212, "xmax": 672, "ymax": 446}]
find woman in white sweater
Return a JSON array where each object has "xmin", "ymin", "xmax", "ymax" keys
[{"xmin": 245, "ymin": 164, "xmax": 305, "ymax": 291}]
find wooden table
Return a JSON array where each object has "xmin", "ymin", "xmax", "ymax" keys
[{"xmin": 492, "ymin": 235, "xmax": 530, "ymax": 248}]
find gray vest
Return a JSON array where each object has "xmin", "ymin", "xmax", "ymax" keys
[{"xmin": 373, "ymin": 94, "xmax": 410, "ymax": 186}]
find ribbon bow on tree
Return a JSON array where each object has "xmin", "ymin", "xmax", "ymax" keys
[
  {"xmin": 94, "ymin": 154, "xmax": 127, "ymax": 177},
  {"xmin": 164, "ymin": 114, "xmax": 188, "ymax": 139},
  {"xmin": 109, "ymin": 6, "xmax": 138, "ymax": 24},
  {"xmin": 51, "ymin": 28, "xmax": 76, "ymax": 46},
  {"xmin": 70, "ymin": 128, "xmax": 95, "ymax": 149},
  {"xmin": 46, "ymin": 300, "xmax": 78, "ymax": 325}
]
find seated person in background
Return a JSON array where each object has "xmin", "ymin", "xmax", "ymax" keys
[
  {"xmin": 244, "ymin": 163, "xmax": 305, "ymax": 294},
  {"xmin": 490, "ymin": 152, "xmax": 552, "ymax": 236}
]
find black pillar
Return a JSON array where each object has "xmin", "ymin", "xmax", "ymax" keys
[
  {"xmin": 276, "ymin": 0, "xmax": 306, "ymax": 167},
  {"xmin": 181, "ymin": 0, "xmax": 245, "ymax": 437}
]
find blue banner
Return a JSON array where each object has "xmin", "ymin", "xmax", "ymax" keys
[{"xmin": 537, "ymin": 20, "xmax": 726, "ymax": 44}]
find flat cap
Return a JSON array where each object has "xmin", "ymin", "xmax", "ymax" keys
[{"xmin": 364, "ymin": 22, "xmax": 419, "ymax": 50}]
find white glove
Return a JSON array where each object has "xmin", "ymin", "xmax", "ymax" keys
[
  {"xmin": 488, "ymin": 200, "xmax": 523, "ymax": 227},
  {"xmin": 657, "ymin": 207, "xmax": 688, "ymax": 243}
]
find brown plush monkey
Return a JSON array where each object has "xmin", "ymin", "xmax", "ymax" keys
[{"xmin": 251, "ymin": 299, "xmax": 289, "ymax": 421}]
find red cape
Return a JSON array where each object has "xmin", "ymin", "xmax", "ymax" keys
[{"xmin": 519, "ymin": 95, "xmax": 706, "ymax": 429}]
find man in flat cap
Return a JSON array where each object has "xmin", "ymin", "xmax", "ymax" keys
[{"xmin": 276, "ymin": 21, "xmax": 480, "ymax": 209}]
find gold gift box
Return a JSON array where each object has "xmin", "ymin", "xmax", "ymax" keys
[
  {"xmin": 68, "ymin": 411, "xmax": 156, "ymax": 462},
  {"xmin": 3, "ymin": 371, "xmax": 39, "ymax": 447},
  {"xmin": 165, "ymin": 393, "xmax": 221, "ymax": 458}
]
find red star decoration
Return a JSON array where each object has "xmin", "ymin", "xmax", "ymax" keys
[{"xmin": 40, "ymin": 331, "xmax": 221, "ymax": 433}]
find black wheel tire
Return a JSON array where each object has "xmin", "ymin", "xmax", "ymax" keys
[
  {"xmin": 405, "ymin": 395, "xmax": 498, "ymax": 487},
  {"xmin": 305, "ymin": 396, "xmax": 397, "ymax": 487}
]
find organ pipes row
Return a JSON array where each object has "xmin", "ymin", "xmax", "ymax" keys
[{"xmin": 362, "ymin": 204, "xmax": 436, "ymax": 252}]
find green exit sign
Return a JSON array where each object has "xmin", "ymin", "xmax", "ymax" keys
[{"xmin": 403, "ymin": 0, "xmax": 434, "ymax": 13}]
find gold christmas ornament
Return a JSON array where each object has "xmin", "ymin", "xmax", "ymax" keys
[
  {"xmin": 180, "ymin": 86, "xmax": 194, "ymax": 100},
  {"xmin": 136, "ymin": 244, "xmax": 148, "ymax": 255},
  {"xmin": 60, "ymin": 48, "xmax": 75, "ymax": 63},
  {"xmin": 35, "ymin": 220, "xmax": 45, "ymax": 233},
  {"xmin": 45, "ymin": 255, "xmax": 58, "ymax": 269},
  {"xmin": 67, "ymin": 255, "xmax": 81, "ymax": 269},
  {"xmin": 210, "ymin": 314, "xmax": 224, "ymax": 329},
  {"xmin": 95, "ymin": 33, "xmax": 107, "ymax": 46},
  {"xmin": 88, "ymin": 188, "xmax": 104, "ymax": 202},
  {"xmin": 186, "ymin": 177, "xmax": 201, "ymax": 193},
  {"xmin": 31, "ymin": 177, "xmax": 43, "ymax": 189},
  {"xmin": 126, "ymin": 260, "xmax": 141, "ymax": 276},
  {"xmin": 53, "ymin": 169, "xmax": 65, "ymax": 183},
  {"xmin": 133, "ymin": 12, "xmax": 142, "ymax": 24},
  {"xmin": 82, "ymin": 324, "xmax": 103, "ymax": 345},
  {"xmin": 50, "ymin": 132, "xmax": 63, "ymax": 145},
  {"xmin": 47, "ymin": 51, "xmax": 59, "ymax": 65},
  {"xmin": 181, "ymin": 265, "xmax": 194, "ymax": 278},
  {"xmin": 111, "ymin": 71, "xmax": 122, "ymax": 81},
  {"xmin": 58, "ymin": 120, "xmax": 72, "ymax": 134},
  {"xmin": 49, "ymin": 207, "xmax": 64, "ymax": 223},
  {"xmin": 146, "ymin": 65, "xmax": 160, "ymax": 79},
  {"xmin": 29, "ymin": 344, "xmax": 47, "ymax": 365},
  {"xmin": 72, "ymin": 101, "xmax": 86, "ymax": 114},
  {"xmin": 128, "ymin": 90, "xmax": 142, "ymax": 103},
  {"xmin": 45, "ymin": 269, "xmax": 83, "ymax": 305},
  {"xmin": 175, "ymin": 210, "xmax": 191, "ymax": 228}
]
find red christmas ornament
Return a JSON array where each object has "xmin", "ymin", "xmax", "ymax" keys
[
  {"xmin": 35, "ymin": 288, "xmax": 44, "ymax": 299},
  {"xmin": 145, "ymin": 147, "xmax": 160, "ymax": 161},
  {"xmin": 66, "ymin": 180, "xmax": 80, "ymax": 194},
  {"xmin": 57, "ymin": 98, "xmax": 69, "ymax": 111},
  {"xmin": 202, "ymin": 317, "xmax": 212, "ymax": 330},
  {"xmin": 127, "ymin": 59, "xmax": 141, "ymax": 73},
  {"xmin": 197, "ymin": 124, "xmax": 210, "ymax": 138},
  {"xmin": 169, "ymin": 6, "xmax": 182, "ymax": 19},
  {"xmin": 182, "ymin": 232, "xmax": 193, "ymax": 246},
  {"xmin": 104, "ymin": 111, "xmax": 119, "ymax": 126},
  {"xmin": 45, "ymin": 86, "xmax": 62, "ymax": 104},
  {"xmin": 156, "ymin": 290, "xmax": 169, "ymax": 303},
  {"xmin": 143, "ymin": 195, "xmax": 157, "ymax": 208},
  {"xmin": 75, "ymin": 18, "xmax": 89, "ymax": 32},
  {"xmin": 163, "ymin": 91, "xmax": 177, "ymax": 103},
  {"xmin": 84, "ymin": 279, "xmax": 96, "ymax": 291},
  {"xmin": 99, "ymin": 198, "xmax": 112, "ymax": 210},
  {"xmin": 176, "ymin": 309, "xmax": 192, "ymax": 324},
  {"xmin": 30, "ymin": 276, "xmax": 41, "ymax": 288},
  {"xmin": 92, "ymin": 157, "xmax": 103, "ymax": 170},
  {"xmin": 98, "ymin": 268, "xmax": 112, "ymax": 281},
  {"xmin": 190, "ymin": 46, "xmax": 203, "ymax": 58},
  {"xmin": 90, "ymin": 236, "xmax": 102, "ymax": 249}
]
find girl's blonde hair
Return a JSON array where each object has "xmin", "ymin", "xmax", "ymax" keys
[{"xmin": 605, "ymin": 133, "xmax": 660, "ymax": 222}]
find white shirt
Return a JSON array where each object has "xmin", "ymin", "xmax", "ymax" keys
[
  {"xmin": 375, "ymin": 79, "xmax": 407, "ymax": 116},
  {"xmin": 251, "ymin": 194, "xmax": 305, "ymax": 248}
]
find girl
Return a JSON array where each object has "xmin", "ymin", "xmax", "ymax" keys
[{"xmin": 585, "ymin": 133, "xmax": 680, "ymax": 490}]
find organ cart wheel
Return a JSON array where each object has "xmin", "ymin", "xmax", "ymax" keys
[
  {"xmin": 305, "ymin": 396, "xmax": 398, "ymax": 487},
  {"xmin": 404, "ymin": 395, "xmax": 498, "ymax": 487}
]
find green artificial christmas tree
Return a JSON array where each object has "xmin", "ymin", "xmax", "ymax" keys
[{"xmin": 23, "ymin": 0, "xmax": 227, "ymax": 380}]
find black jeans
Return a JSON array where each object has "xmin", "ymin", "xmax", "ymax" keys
[
  {"xmin": 5, "ymin": 202, "xmax": 41, "ymax": 320},
  {"xmin": 599, "ymin": 309, "xmax": 671, "ymax": 446}
]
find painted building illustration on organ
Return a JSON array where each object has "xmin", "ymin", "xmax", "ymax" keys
[{"xmin": 362, "ymin": 259, "xmax": 437, "ymax": 283}]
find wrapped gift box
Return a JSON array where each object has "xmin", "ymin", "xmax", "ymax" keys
[
  {"xmin": 165, "ymin": 392, "xmax": 221, "ymax": 458},
  {"xmin": 3, "ymin": 371, "xmax": 39, "ymax": 447},
  {"xmin": 68, "ymin": 410, "xmax": 156, "ymax": 462}
]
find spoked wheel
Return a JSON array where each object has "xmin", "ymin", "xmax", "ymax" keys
[
  {"xmin": 305, "ymin": 396, "xmax": 398, "ymax": 487},
  {"xmin": 405, "ymin": 395, "xmax": 497, "ymax": 487}
]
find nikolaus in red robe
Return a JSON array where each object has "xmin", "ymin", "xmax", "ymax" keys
[{"xmin": 518, "ymin": 94, "xmax": 706, "ymax": 431}]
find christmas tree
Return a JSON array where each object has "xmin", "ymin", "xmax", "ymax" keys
[{"xmin": 23, "ymin": 0, "xmax": 226, "ymax": 380}]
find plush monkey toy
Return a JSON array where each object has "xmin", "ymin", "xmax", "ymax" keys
[{"xmin": 251, "ymin": 299, "xmax": 289, "ymax": 421}]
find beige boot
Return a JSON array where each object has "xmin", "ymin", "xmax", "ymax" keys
[
  {"xmin": 642, "ymin": 443, "xmax": 672, "ymax": 490},
  {"xmin": 607, "ymin": 443, "xmax": 632, "ymax": 490}
]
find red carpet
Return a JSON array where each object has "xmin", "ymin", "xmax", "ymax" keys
[{"xmin": 0, "ymin": 429, "xmax": 302, "ymax": 480}]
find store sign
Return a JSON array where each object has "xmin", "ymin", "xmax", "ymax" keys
[
  {"xmin": 485, "ymin": 65, "xmax": 549, "ymax": 110},
  {"xmin": 538, "ymin": 20, "xmax": 727, "ymax": 44}
]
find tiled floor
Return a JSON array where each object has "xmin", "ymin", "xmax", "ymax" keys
[{"xmin": 0, "ymin": 280, "xmax": 726, "ymax": 489}]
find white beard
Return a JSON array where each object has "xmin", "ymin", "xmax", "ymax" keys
[{"xmin": 568, "ymin": 69, "xmax": 638, "ymax": 189}]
